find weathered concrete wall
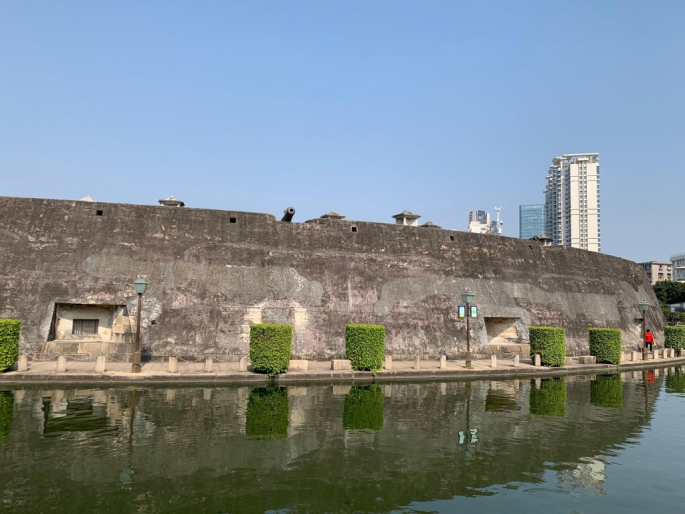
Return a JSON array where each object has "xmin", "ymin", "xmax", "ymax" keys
[{"xmin": 0, "ymin": 196, "xmax": 663, "ymax": 358}]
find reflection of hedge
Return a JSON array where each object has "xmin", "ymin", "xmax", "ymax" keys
[
  {"xmin": 249, "ymin": 324, "xmax": 292, "ymax": 376},
  {"xmin": 530, "ymin": 378, "xmax": 566, "ymax": 416},
  {"xmin": 591, "ymin": 374, "xmax": 623, "ymax": 408},
  {"xmin": 589, "ymin": 328, "xmax": 622, "ymax": 365},
  {"xmin": 666, "ymin": 370, "xmax": 685, "ymax": 394},
  {"xmin": 245, "ymin": 387, "xmax": 289, "ymax": 440},
  {"xmin": 529, "ymin": 327, "xmax": 566, "ymax": 367},
  {"xmin": 0, "ymin": 320, "xmax": 20, "ymax": 372},
  {"xmin": 0, "ymin": 391, "xmax": 13, "ymax": 438},
  {"xmin": 665, "ymin": 327, "xmax": 685, "ymax": 354},
  {"xmin": 343, "ymin": 385, "xmax": 384, "ymax": 431},
  {"xmin": 345, "ymin": 324, "xmax": 385, "ymax": 372}
]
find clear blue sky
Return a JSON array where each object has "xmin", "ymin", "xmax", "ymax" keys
[{"xmin": 1, "ymin": 1, "xmax": 683, "ymax": 262}]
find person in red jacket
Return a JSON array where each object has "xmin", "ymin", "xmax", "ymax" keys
[{"xmin": 645, "ymin": 329, "xmax": 655, "ymax": 353}]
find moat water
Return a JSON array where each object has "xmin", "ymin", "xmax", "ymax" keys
[{"xmin": 0, "ymin": 368, "xmax": 684, "ymax": 513}]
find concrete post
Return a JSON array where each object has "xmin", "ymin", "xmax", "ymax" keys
[
  {"xmin": 18, "ymin": 354, "xmax": 28, "ymax": 372},
  {"xmin": 204, "ymin": 357, "xmax": 213, "ymax": 372},
  {"xmin": 168, "ymin": 356, "xmax": 179, "ymax": 373},
  {"xmin": 384, "ymin": 355, "xmax": 392, "ymax": 370},
  {"xmin": 513, "ymin": 355, "xmax": 520, "ymax": 367},
  {"xmin": 534, "ymin": 354, "xmax": 541, "ymax": 367},
  {"xmin": 631, "ymin": 351, "xmax": 639, "ymax": 362},
  {"xmin": 439, "ymin": 355, "xmax": 447, "ymax": 369},
  {"xmin": 239, "ymin": 356, "xmax": 248, "ymax": 372},
  {"xmin": 491, "ymin": 355, "xmax": 497, "ymax": 368},
  {"xmin": 654, "ymin": 350, "xmax": 660, "ymax": 360},
  {"xmin": 56, "ymin": 355, "xmax": 66, "ymax": 373},
  {"xmin": 95, "ymin": 356, "xmax": 106, "ymax": 373},
  {"xmin": 413, "ymin": 356, "xmax": 420, "ymax": 370}
]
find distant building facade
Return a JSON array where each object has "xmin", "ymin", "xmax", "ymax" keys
[
  {"xmin": 638, "ymin": 261, "xmax": 673, "ymax": 285},
  {"xmin": 544, "ymin": 153, "xmax": 601, "ymax": 252},
  {"xmin": 519, "ymin": 204, "xmax": 545, "ymax": 239},
  {"xmin": 671, "ymin": 253, "xmax": 685, "ymax": 282},
  {"xmin": 467, "ymin": 210, "xmax": 492, "ymax": 234}
]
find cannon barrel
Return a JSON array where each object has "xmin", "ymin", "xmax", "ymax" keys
[{"xmin": 281, "ymin": 207, "xmax": 295, "ymax": 222}]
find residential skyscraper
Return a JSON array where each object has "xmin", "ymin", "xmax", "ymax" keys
[
  {"xmin": 544, "ymin": 153, "xmax": 601, "ymax": 252},
  {"xmin": 519, "ymin": 204, "xmax": 545, "ymax": 239},
  {"xmin": 467, "ymin": 210, "xmax": 491, "ymax": 234}
]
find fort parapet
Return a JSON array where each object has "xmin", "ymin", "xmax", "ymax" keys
[{"xmin": 0, "ymin": 196, "xmax": 662, "ymax": 360}]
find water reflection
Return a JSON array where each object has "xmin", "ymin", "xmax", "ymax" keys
[
  {"xmin": 0, "ymin": 368, "xmax": 680, "ymax": 513},
  {"xmin": 343, "ymin": 385, "xmax": 384, "ymax": 431}
]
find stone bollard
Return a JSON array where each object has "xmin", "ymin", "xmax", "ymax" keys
[
  {"xmin": 168, "ymin": 356, "xmax": 179, "ymax": 373},
  {"xmin": 491, "ymin": 355, "xmax": 497, "ymax": 368},
  {"xmin": 669, "ymin": 348, "xmax": 675, "ymax": 358},
  {"xmin": 18, "ymin": 354, "xmax": 28, "ymax": 372},
  {"xmin": 331, "ymin": 359, "xmax": 352, "ymax": 371},
  {"xmin": 534, "ymin": 354, "xmax": 541, "ymax": 367},
  {"xmin": 440, "ymin": 355, "xmax": 447, "ymax": 369},
  {"xmin": 513, "ymin": 354, "xmax": 520, "ymax": 367},
  {"xmin": 654, "ymin": 350, "xmax": 660, "ymax": 360},
  {"xmin": 239, "ymin": 356, "xmax": 248, "ymax": 372},
  {"xmin": 413, "ymin": 356, "xmax": 421, "ymax": 370},
  {"xmin": 204, "ymin": 357, "xmax": 213, "ymax": 372},
  {"xmin": 288, "ymin": 360, "xmax": 308, "ymax": 372},
  {"xmin": 384, "ymin": 355, "xmax": 393, "ymax": 370},
  {"xmin": 95, "ymin": 355, "xmax": 106, "ymax": 373},
  {"xmin": 631, "ymin": 351, "xmax": 639, "ymax": 362},
  {"xmin": 56, "ymin": 355, "xmax": 66, "ymax": 373}
]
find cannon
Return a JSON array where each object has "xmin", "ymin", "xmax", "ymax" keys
[{"xmin": 281, "ymin": 207, "xmax": 295, "ymax": 222}]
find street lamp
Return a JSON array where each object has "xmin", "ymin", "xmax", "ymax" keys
[
  {"xmin": 462, "ymin": 289, "xmax": 475, "ymax": 369},
  {"xmin": 132, "ymin": 278, "xmax": 148, "ymax": 373},
  {"xmin": 639, "ymin": 300, "xmax": 650, "ymax": 360}
]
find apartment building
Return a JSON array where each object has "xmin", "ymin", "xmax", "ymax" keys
[
  {"xmin": 544, "ymin": 153, "xmax": 601, "ymax": 252},
  {"xmin": 638, "ymin": 261, "xmax": 673, "ymax": 285}
]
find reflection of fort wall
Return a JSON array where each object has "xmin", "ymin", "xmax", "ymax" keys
[{"xmin": 0, "ymin": 371, "xmax": 668, "ymax": 513}]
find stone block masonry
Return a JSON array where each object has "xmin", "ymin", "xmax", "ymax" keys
[{"xmin": 0, "ymin": 196, "xmax": 663, "ymax": 360}]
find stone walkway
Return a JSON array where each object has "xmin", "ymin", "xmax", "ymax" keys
[{"xmin": 1, "ymin": 353, "xmax": 683, "ymax": 385}]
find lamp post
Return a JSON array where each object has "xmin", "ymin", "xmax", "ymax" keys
[
  {"xmin": 639, "ymin": 299, "xmax": 650, "ymax": 361},
  {"xmin": 132, "ymin": 278, "xmax": 148, "ymax": 373},
  {"xmin": 462, "ymin": 289, "xmax": 475, "ymax": 369}
]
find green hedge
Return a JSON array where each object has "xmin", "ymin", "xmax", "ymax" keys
[
  {"xmin": 343, "ymin": 385, "xmax": 384, "ymax": 431},
  {"xmin": 245, "ymin": 387, "xmax": 289, "ymax": 440},
  {"xmin": 0, "ymin": 391, "xmax": 13, "ymax": 438},
  {"xmin": 590, "ymin": 374, "xmax": 623, "ymax": 408},
  {"xmin": 345, "ymin": 324, "xmax": 385, "ymax": 372},
  {"xmin": 589, "ymin": 328, "xmax": 622, "ymax": 365},
  {"xmin": 530, "ymin": 378, "xmax": 566, "ymax": 416},
  {"xmin": 0, "ymin": 320, "xmax": 20, "ymax": 373},
  {"xmin": 529, "ymin": 327, "xmax": 566, "ymax": 367},
  {"xmin": 666, "ymin": 369, "xmax": 685, "ymax": 394},
  {"xmin": 249, "ymin": 324, "xmax": 292, "ymax": 376},
  {"xmin": 665, "ymin": 327, "xmax": 685, "ymax": 354}
]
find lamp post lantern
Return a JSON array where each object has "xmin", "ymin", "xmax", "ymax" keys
[
  {"xmin": 132, "ymin": 278, "xmax": 148, "ymax": 373},
  {"xmin": 461, "ymin": 289, "xmax": 476, "ymax": 369},
  {"xmin": 639, "ymin": 300, "xmax": 650, "ymax": 361}
]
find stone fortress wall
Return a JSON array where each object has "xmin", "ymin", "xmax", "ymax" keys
[{"xmin": 0, "ymin": 196, "xmax": 663, "ymax": 359}]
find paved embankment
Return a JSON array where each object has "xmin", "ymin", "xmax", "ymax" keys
[{"xmin": 0, "ymin": 354, "xmax": 683, "ymax": 386}]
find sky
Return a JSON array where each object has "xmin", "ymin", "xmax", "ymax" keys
[{"xmin": 1, "ymin": 1, "xmax": 683, "ymax": 263}]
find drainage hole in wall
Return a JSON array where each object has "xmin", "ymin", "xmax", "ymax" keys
[
  {"xmin": 96, "ymin": 210, "xmax": 104, "ymax": 216},
  {"xmin": 230, "ymin": 217, "xmax": 237, "ymax": 223},
  {"xmin": 351, "ymin": 226, "xmax": 358, "ymax": 233}
]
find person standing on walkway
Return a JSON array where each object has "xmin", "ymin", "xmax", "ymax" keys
[{"xmin": 645, "ymin": 329, "xmax": 655, "ymax": 353}]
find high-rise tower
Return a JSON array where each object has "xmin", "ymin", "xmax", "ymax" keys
[{"xmin": 544, "ymin": 153, "xmax": 600, "ymax": 252}]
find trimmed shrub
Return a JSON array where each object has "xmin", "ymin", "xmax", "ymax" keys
[
  {"xmin": 0, "ymin": 391, "xmax": 13, "ymax": 438},
  {"xmin": 245, "ymin": 387, "xmax": 289, "ymax": 440},
  {"xmin": 529, "ymin": 326, "xmax": 566, "ymax": 367},
  {"xmin": 590, "ymin": 374, "xmax": 623, "ymax": 408},
  {"xmin": 0, "ymin": 320, "xmax": 20, "ymax": 372},
  {"xmin": 343, "ymin": 385, "xmax": 384, "ymax": 431},
  {"xmin": 664, "ymin": 327, "xmax": 685, "ymax": 355},
  {"xmin": 345, "ymin": 324, "xmax": 385, "ymax": 372},
  {"xmin": 530, "ymin": 378, "xmax": 566, "ymax": 416},
  {"xmin": 666, "ymin": 369, "xmax": 685, "ymax": 394},
  {"xmin": 589, "ymin": 328, "xmax": 622, "ymax": 365},
  {"xmin": 249, "ymin": 324, "xmax": 292, "ymax": 376}
]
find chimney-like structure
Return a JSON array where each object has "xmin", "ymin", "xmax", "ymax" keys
[{"xmin": 392, "ymin": 210, "xmax": 421, "ymax": 227}]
